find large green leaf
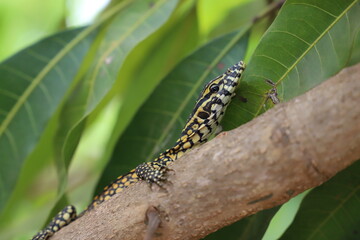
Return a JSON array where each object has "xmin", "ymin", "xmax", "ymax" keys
[
  {"xmin": 279, "ymin": 161, "xmax": 360, "ymax": 240},
  {"xmin": 91, "ymin": 0, "xmax": 199, "ymax": 181},
  {"xmin": 222, "ymin": 0, "xmax": 360, "ymax": 129},
  {"xmin": 0, "ymin": 27, "xmax": 96, "ymax": 213},
  {"xmin": 53, "ymin": 0, "xmax": 178, "ymax": 197},
  {"xmin": 96, "ymin": 28, "xmax": 250, "ymax": 191}
]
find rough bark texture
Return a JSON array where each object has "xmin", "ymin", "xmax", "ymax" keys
[{"xmin": 52, "ymin": 63, "xmax": 360, "ymax": 240}]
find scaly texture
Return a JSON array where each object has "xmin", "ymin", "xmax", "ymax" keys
[
  {"xmin": 31, "ymin": 61, "xmax": 245, "ymax": 240},
  {"xmin": 31, "ymin": 206, "xmax": 76, "ymax": 240}
]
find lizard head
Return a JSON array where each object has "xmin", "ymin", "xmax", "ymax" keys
[
  {"xmin": 192, "ymin": 61, "xmax": 245, "ymax": 124},
  {"xmin": 181, "ymin": 61, "xmax": 245, "ymax": 144}
]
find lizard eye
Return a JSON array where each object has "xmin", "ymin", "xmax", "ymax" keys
[
  {"xmin": 210, "ymin": 84, "xmax": 219, "ymax": 93},
  {"xmin": 198, "ymin": 111, "xmax": 210, "ymax": 119}
]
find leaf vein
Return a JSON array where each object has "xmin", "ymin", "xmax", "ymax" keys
[{"xmin": 290, "ymin": 2, "xmax": 338, "ymax": 18}]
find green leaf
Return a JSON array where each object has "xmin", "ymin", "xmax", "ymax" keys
[
  {"xmin": 222, "ymin": 0, "xmax": 360, "ymax": 130},
  {"xmin": 92, "ymin": 0, "xmax": 199, "ymax": 181},
  {"xmin": 53, "ymin": 0, "xmax": 178, "ymax": 196},
  {"xmin": 279, "ymin": 161, "xmax": 360, "ymax": 240},
  {"xmin": 197, "ymin": 0, "xmax": 267, "ymax": 39},
  {"xmin": 0, "ymin": 27, "xmax": 96, "ymax": 213},
  {"xmin": 262, "ymin": 191, "xmax": 310, "ymax": 240},
  {"xmin": 96, "ymin": 28, "xmax": 250, "ymax": 192},
  {"xmin": 204, "ymin": 207, "xmax": 279, "ymax": 240}
]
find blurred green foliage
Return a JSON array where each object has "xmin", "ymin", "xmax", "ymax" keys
[
  {"xmin": 0, "ymin": 0, "xmax": 65, "ymax": 61},
  {"xmin": 0, "ymin": 0, "xmax": 359, "ymax": 239}
]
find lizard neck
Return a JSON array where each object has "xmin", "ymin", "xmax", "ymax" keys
[{"xmin": 161, "ymin": 97, "xmax": 230, "ymax": 162}]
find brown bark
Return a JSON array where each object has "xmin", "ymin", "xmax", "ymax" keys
[{"xmin": 52, "ymin": 63, "xmax": 360, "ymax": 240}]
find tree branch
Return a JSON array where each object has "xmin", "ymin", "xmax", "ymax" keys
[{"xmin": 52, "ymin": 63, "xmax": 360, "ymax": 240}]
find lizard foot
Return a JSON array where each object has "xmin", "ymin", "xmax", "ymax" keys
[{"xmin": 135, "ymin": 162, "xmax": 168, "ymax": 186}]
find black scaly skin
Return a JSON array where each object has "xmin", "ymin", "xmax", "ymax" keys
[{"xmin": 31, "ymin": 61, "xmax": 245, "ymax": 240}]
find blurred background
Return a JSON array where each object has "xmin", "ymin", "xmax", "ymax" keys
[
  {"xmin": 0, "ymin": 0, "xmax": 110, "ymax": 61},
  {"xmin": 0, "ymin": 0, "xmax": 306, "ymax": 239}
]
